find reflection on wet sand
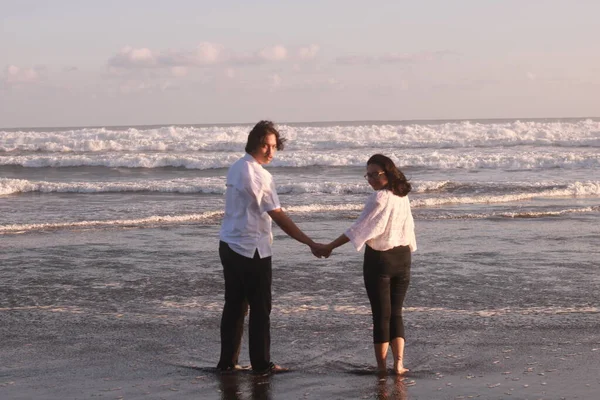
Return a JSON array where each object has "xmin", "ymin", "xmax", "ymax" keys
[
  {"xmin": 217, "ymin": 372, "xmax": 272, "ymax": 400},
  {"xmin": 374, "ymin": 373, "xmax": 408, "ymax": 400}
]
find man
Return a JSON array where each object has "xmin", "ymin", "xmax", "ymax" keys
[{"xmin": 217, "ymin": 120, "xmax": 326, "ymax": 374}]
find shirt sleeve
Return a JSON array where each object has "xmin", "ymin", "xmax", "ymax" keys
[
  {"xmin": 345, "ymin": 191, "xmax": 390, "ymax": 251},
  {"xmin": 404, "ymin": 198, "xmax": 417, "ymax": 252},
  {"xmin": 246, "ymin": 167, "xmax": 281, "ymax": 214}
]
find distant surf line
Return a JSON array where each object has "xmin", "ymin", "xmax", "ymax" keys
[{"xmin": 1, "ymin": 205, "xmax": 598, "ymax": 235}]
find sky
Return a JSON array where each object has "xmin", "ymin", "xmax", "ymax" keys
[{"xmin": 1, "ymin": 0, "xmax": 599, "ymax": 128}]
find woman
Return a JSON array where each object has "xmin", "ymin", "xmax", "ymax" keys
[{"xmin": 324, "ymin": 154, "xmax": 416, "ymax": 374}]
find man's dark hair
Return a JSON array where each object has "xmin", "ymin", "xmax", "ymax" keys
[{"xmin": 245, "ymin": 120, "xmax": 286, "ymax": 154}]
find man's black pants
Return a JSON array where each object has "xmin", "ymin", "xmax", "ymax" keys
[{"xmin": 217, "ymin": 241, "xmax": 272, "ymax": 371}]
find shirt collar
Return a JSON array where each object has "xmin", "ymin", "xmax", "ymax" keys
[{"xmin": 243, "ymin": 152, "xmax": 260, "ymax": 165}]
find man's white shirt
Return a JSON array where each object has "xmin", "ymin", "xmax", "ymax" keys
[{"xmin": 219, "ymin": 153, "xmax": 281, "ymax": 259}]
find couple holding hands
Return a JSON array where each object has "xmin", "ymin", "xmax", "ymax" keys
[{"xmin": 217, "ymin": 121, "xmax": 416, "ymax": 375}]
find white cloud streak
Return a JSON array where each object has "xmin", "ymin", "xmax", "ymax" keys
[
  {"xmin": 3, "ymin": 65, "xmax": 40, "ymax": 84},
  {"xmin": 336, "ymin": 51, "xmax": 456, "ymax": 66},
  {"xmin": 108, "ymin": 42, "xmax": 223, "ymax": 69},
  {"xmin": 298, "ymin": 44, "xmax": 320, "ymax": 60},
  {"xmin": 107, "ymin": 43, "xmax": 321, "ymax": 70},
  {"xmin": 259, "ymin": 45, "xmax": 287, "ymax": 61}
]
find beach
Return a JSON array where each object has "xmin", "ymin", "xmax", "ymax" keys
[
  {"xmin": 1, "ymin": 119, "xmax": 599, "ymax": 399},
  {"xmin": 2, "ymin": 217, "xmax": 599, "ymax": 399}
]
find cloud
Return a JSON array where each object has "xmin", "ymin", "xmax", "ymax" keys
[
  {"xmin": 108, "ymin": 42, "xmax": 223, "ymax": 70},
  {"xmin": 162, "ymin": 42, "xmax": 223, "ymax": 66},
  {"xmin": 117, "ymin": 79, "xmax": 176, "ymax": 94},
  {"xmin": 107, "ymin": 43, "xmax": 319, "ymax": 70},
  {"xmin": 228, "ymin": 45, "xmax": 288, "ymax": 65},
  {"xmin": 380, "ymin": 51, "xmax": 451, "ymax": 63},
  {"xmin": 3, "ymin": 65, "xmax": 40, "ymax": 85},
  {"xmin": 380, "ymin": 53, "xmax": 422, "ymax": 63},
  {"xmin": 258, "ymin": 45, "xmax": 288, "ymax": 62},
  {"xmin": 170, "ymin": 66, "xmax": 188, "ymax": 77},
  {"xmin": 108, "ymin": 47, "xmax": 158, "ymax": 68},
  {"xmin": 336, "ymin": 55, "xmax": 375, "ymax": 65},
  {"xmin": 336, "ymin": 51, "xmax": 456, "ymax": 66},
  {"xmin": 298, "ymin": 44, "xmax": 320, "ymax": 60},
  {"xmin": 194, "ymin": 42, "xmax": 222, "ymax": 64}
]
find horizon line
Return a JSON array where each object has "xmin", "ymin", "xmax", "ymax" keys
[{"xmin": 1, "ymin": 116, "xmax": 598, "ymax": 131}]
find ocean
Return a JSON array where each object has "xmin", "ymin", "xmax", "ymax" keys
[{"xmin": 1, "ymin": 118, "xmax": 599, "ymax": 399}]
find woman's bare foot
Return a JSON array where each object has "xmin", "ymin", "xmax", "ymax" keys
[
  {"xmin": 376, "ymin": 363, "xmax": 388, "ymax": 374},
  {"xmin": 393, "ymin": 365, "xmax": 409, "ymax": 375},
  {"xmin": 393, "ymin": 358, "xmax": 409, "ymax": 375}
]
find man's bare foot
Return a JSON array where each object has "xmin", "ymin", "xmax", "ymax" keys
[{"xmin": 252, "ymin": 362, "xmax": 289, "ymax": 375}]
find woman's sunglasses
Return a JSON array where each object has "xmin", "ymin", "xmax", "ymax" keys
[{"xmin": 364, "ymin": 171, "xmax": 385, "ymax": 180}]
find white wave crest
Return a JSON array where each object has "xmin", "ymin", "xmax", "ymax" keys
[
  {"xmin": 0, "ymin": 178, "xmax": 373, "ymax": 196},
  {"xmin": 412, "ymin": 181, "xmax": 600, "ymax": 207},
  {"xmin": 2, "ymin": 203, "xmax": 598, "ymax": 235},
  {"xmin": 1, "ymin": 148, "xmax": 599, "ymax": 170},
  {"xmin": 0, "ymin": 211, "xmax": 223, "ymax": 234},
  {"xmin": 0, "ymin": 177, "xmax": 227, "ymax": 196},
  {"xmin": 1, "ymin": 119, "xmax": 599, "ymax": 153},
  {"xmin": 2, "ymin": 177, "xmax": 598, "ymax": 200},
  {"xmin": 0, "ymin": 125, "xmax": 250, "ymax": 153},
  {"xmin": 435, "ymin": 206, "xmax": 600, "ymax": 220},
  {"xmin": 285, "ymin": 203, "xmax": 364, "ymax": 213}
]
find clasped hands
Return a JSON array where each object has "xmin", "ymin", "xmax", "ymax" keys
[{"xmin": 310, "ymin": 242, "xmax": 332, "ymax": 259}]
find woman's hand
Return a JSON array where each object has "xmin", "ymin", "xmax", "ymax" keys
[{"xmin": 310, "ymin": 243, "xmax": 332, "ymax": 258}]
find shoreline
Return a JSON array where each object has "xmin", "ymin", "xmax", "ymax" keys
[
  {"xmin": 2, "ymin": 220, "xmax": 599, "ymax": 399},
  {"xmin": 2, "ymin": 304, "xmax": 599, "ymax": 399}
]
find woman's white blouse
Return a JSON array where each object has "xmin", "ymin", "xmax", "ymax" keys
[{"xmin": 345, "ymin": 189, "xmax": 417, "ymax": 252}]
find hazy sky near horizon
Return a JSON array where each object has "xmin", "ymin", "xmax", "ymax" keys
[{"xmin": 1, "ymin": 0, "xmax": 599, "ymax": 127}]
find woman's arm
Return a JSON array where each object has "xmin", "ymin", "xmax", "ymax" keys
[
  {"xmin": 268, "ymin": 208, "xmax": 329, "ymax": 257},
  {"xmin": 325, "ymin": 234, "xmax": 350, "ymax": 253},
  {"xmin": 324, "ymin": 191, "xmax": 388, "ymax": 256},
  {"xmin": 344, "ymin": 191, "xmax": 388, "ymax": 251}
]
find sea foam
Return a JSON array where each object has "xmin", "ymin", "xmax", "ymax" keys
[
  {"xmin": 2, "ymin": 178, "xmax": 598, "ymax": 197},
  {"xmin": 1, "ymin": 204, "xmax": 598, "ymax": 235},
  {"xmin": 1, "ymin": 119, "xmax": 599, "ymax": 153},
  {"xmin": 1, "ymin": 148, "xmax": 599, "ymax": 170}
]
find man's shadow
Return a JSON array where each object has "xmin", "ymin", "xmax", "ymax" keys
[{"xmin": 217, "ymin": 372, "xmax": 272, "ymax": 400}]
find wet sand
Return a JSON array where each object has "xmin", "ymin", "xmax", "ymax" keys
[
  {"xmin": 2, "ymin": 302, "xmax": 599, "ymax": 399},
  {"xmin": 1, "ymin": 221, "xmax": 599, "ymax": 399}
]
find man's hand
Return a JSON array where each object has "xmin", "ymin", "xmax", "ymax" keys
[{"xmin": 310, "ymin": 243, "xmax": 332, "ymax": 258}]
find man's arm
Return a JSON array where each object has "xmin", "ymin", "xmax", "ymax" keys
[
  {"xmin": 267, "ymin": 208, "xmax": 314, "ymax": 245},
  {"xmin": 267, "ymin": 208, "xmax": 329, "ymax": 257}
]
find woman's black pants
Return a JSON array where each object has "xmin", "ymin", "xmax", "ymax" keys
[
  {"xmin": 217, "ymin": 241, "xmax": 272, "ymax": 371},
  {"xmin": 363, "ymin": 244, "xmax": 411, "ymax": 343}
]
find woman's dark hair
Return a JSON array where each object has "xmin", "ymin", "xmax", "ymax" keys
[
  {"xmin": 245, "ymin": 120, "xmax": 286, "ymax": 154},
  {"xmin": 367, "ymin": 154, "xmax": 412, "ymax": 197}
]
